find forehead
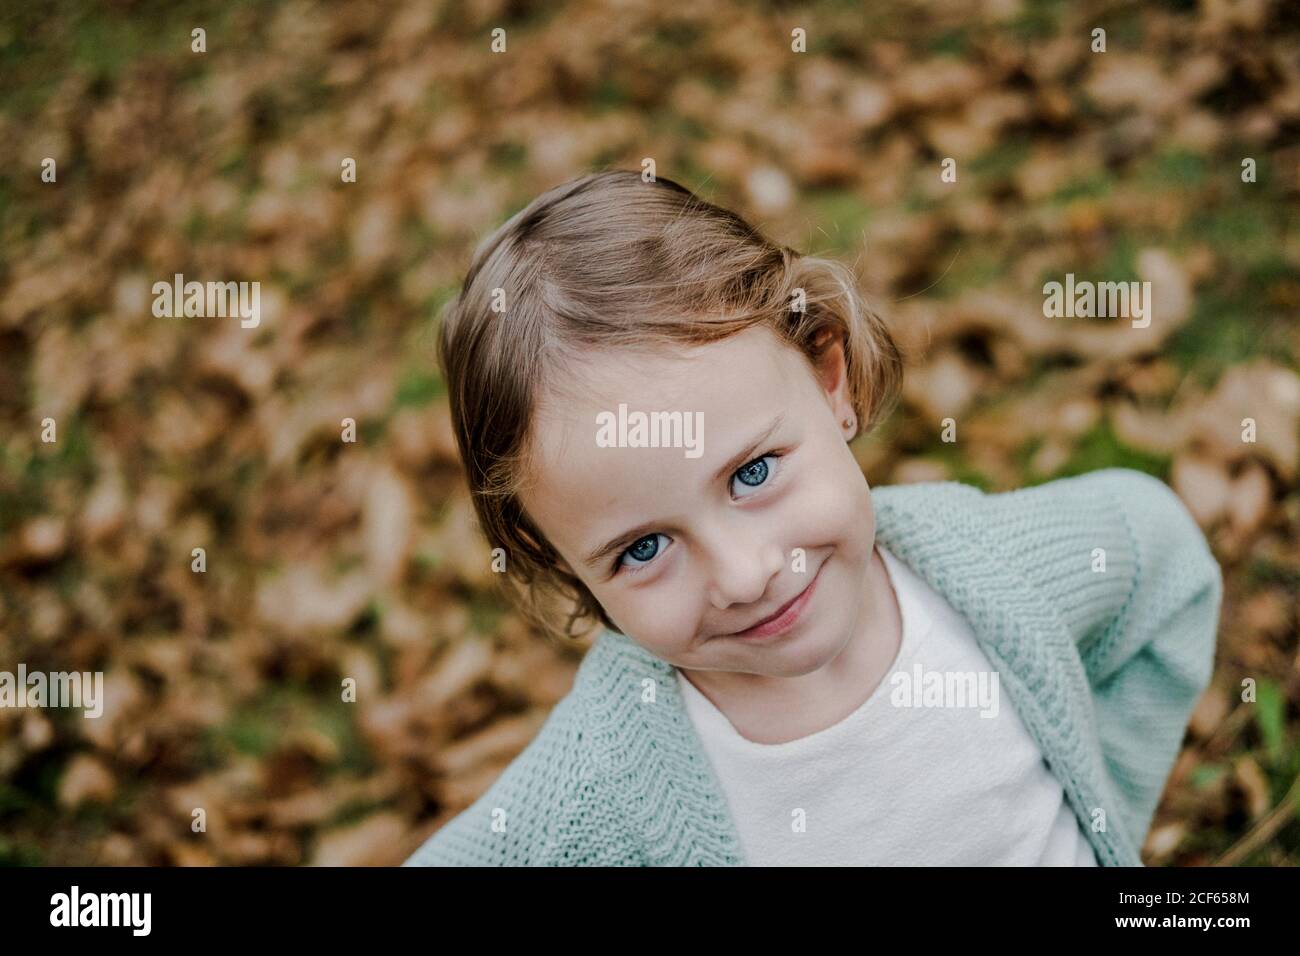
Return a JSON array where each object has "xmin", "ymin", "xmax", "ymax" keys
[{"xmin": 520, "ymin": 325, "xmax": 814, "ymax": 555}]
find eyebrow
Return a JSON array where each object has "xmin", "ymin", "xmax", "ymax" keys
[{"xmin": 581, "ymin": 412, "xmax": 787, "ymax": 570}]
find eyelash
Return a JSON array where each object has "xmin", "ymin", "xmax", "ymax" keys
[{"xmin": 610, "ymin": 450, "xmax": 786, "ymax": 577}]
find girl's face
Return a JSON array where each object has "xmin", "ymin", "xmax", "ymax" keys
[{"xmin": 519, "ymin": 324, "xmax": 877, "ymax": 679}]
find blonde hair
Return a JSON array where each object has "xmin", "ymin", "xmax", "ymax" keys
[{"xmin": 436, "ymin": 169, "xmax": 902, "ymax": 642}]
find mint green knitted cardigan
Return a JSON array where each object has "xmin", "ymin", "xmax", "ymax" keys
[{"xmin": 404, "ymin": 468, "xmax": 1222, "ymax": 867}]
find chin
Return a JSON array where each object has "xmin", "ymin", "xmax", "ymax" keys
[{"xmin": 762, "ymin": 619, "xmax": 851, "ymax": 676}]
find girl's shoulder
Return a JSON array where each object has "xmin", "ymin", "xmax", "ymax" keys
[{"xmin": 876, "ymin": 466, "xmax": 1213, "ymax": 566}]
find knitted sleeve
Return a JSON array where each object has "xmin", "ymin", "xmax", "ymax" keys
[{"xmin": 1082, "ymin": 468, "xmax": 1222, "ymax": 850}]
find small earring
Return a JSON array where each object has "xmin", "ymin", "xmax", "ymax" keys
[{"xmin": 842, "ymin": 417, "xmax": 855, "ymax": 430}]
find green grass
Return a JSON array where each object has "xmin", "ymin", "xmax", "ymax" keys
[
  {"xmin": 968, "ymin": 136, "xmax": 1033, "ymax": 183},
  {"xmin": 1006, "ymin": 0, "xmax": 1068, "ymax": 40},
  {"xmin": 0, "ymin": 833, "xmax": 44, "ymax": 866},
  {"xmin": 1045, "ymin": 418, "xmax": 1171, "ymax": 482},
  {"xmin": 0, "ymin": 0, "xmax": 276, "ymax": 120},
  {"xmin": 1033, "ymin": 233, "xmax": 1143, "ymax": 295},
  {"xmin": 928, "ymin": 28, "xmax": 970, "ymax": 55},
  {"xmin": 803, "ymin": 189, "xmax": 875, "ymax": 256},
  {"xmin": 468, "ymin": 591, "xmax": 507, "ymax": 635},
  {"xmin": 400, "ymin": 215, "xmax": 440, "ymax": 261},
  {"xmin": 1254, "ymin": 679, "xmax": 1288, "ymax": 768},
  {"xmin": 1244, "ymin": 556, "xmax": 1300, "ymax": 590},
  {"xmin": 924, "ymin": 243, "xmax": 1006, "ymax": 299},
  {"xmin": 590, "ymin": 78, "xmax": 630, "ymax": 112},
  {"xmin": 1187, "ymin": 198, "xmax": 1278, "ymax": 268},
  {"xmin": 488, "ymin": 139, "xmax": 530, "ymax": 171},
  {"xmin": 326, "ymin": 796, "xmax": 396, "ymax": 828},
  {"xmin": 921, "ymin": 439, "xmax": 995, "ymax": 491},
  {"xmin": 1137, "ymin": 148, "xmax": 1210, "ymax": 190},
  {"xmin": 206, "ymin": 683, "xmax": 371, "ymax": 773},
  {"xmin": 1096, "ymin": 5, "xmax": 1147, "ymax": 47},
  {"xmin": 394, "ymin": 367, "xmax": 445, "ymax": 409},
  {"xmin": 1165, "ymin": 283, "xmax": 1298, "ymax": 385},
  {"xmin": 0, "ymin": 416, "xmax": 95, "ymax": 534},
  {"xmin": 1050, "ymin": 172, "xmax": 1113, "ymax": 204},
  {"xmin": 1190, "ymin": 763, "xmax": 1229, "ymax": 790},
  {"xmin": 651, "ymin": 19, "xmax": 703, "ymax": 49}
]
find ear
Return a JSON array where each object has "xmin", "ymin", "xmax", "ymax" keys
[{"xmin": 811, "ymin": 329, "xmax": 856, "ymax": 434}]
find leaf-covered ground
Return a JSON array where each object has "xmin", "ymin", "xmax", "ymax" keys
[{"xmin": 0, "ymin": 0, "xmax": 1297, "ymax": 865}]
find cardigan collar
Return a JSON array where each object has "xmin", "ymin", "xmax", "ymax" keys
[{"xmin": 579, "ymin": 481, "xmax": 1141, "ymax": 866}]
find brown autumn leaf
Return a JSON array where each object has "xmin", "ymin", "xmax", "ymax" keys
[
  {"xmin": 1227, "ymin": 460, "xmax": 1274, "ymax": 538},
  {"xmin": 309, "ymin": 811, "xmax": 408, "ymax": 866},
  {"xmin": 902, "ymin": 349, "xmax": 982, "ymax": 422},
  {"xmin": 891, "ymin": 458, "xmax": 951, "ymax": 485},
  {"xmin": 363, "ymin": 462, "xmax": 415, "ymax": 587},
  {"xmin": 58, "ymin": 754, "xmax": 116, "ymax": 809},
  {"xmin": 412, "ymin": 637, "xmax": 496, "ymax": 713},
  {"xmin": 1085, "ymin": 53, "xmax": 1182, "ymax": 117},
  {"xmin": 1242, "ymin": 589, "xmax": 1291, "ymax": 640},
  {"xmin": 439, "ymin": 757, "xmax": 513, "ymax": 811},
  {"xmin": 425, "ymin": 490, "xmax": 494, "ymax": 588},
  {"xmin": 255, "ymin": 564, "xmax": 375, "ymax": 634},
  {"xmin": 436, "ymin": 709, "xmax": 548, "ymax": 777},
  {"xmin": 893, "ymin": 57, "xmax": 983, "ymax": 109},
  {"xmin": 1145, "ymin": 822, "xmax": 1186, "ymax": 862},
  {"xmin": 1188, "ymin": 685, "xmax": 1230, "ymax": 740},
  {"xmin": 1234, "ymin": 756, "xmax": 1272, "ymax": 820},
  {"xmin": 1172, "ymin": 454, "xmax": 1232, "ymax": 528},
  {"xmin": 1187, "ymin": 361, "xmax": 1300, "ymax": 480},
  {"xmin": 80, "ymin": 670, "xmax": 148, "ymax": 750}
]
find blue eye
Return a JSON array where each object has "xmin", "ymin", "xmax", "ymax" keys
[
  {"xmin": 617, "ymin": 532, "xmax": 668, "ymax": 573},
  {"xmin": 731, "ymin": 455, "xmax": 778, "ymax": 498}
]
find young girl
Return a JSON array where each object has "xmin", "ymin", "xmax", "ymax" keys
[{"xmin": 403, "ymin": 169, "xmax": 1222, "ymax": 867}]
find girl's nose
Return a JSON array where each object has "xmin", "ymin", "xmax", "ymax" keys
[{"xmin": 704, "ymin": 527, "xmax": 786, "ymax": 612}]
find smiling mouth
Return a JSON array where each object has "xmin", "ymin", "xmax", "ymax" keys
[{"xmin": 720, "ymin": 562, "xmax": 823, "ymax": 640}]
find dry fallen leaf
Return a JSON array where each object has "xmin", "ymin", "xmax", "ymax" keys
[
  {"xmin": 1172, "ymin": 454, "xmax": 1232, "ymax": 527},
  {"xmin": 1188, "ymin": 685, "xmax": 1230, "ymax": 740},
  {"xmin": 58, "ymin": 754, "xmax": 116, "ymax": 809},
  {"xmin": 1227, "ymin": 461, "xmax": 1274, "ymax": 538},
  {"xmin": 1145, "ymin": 822, "xmax": 1186, "ymax": 861},
  {"xmin": 309, "ymin": 812, "xmax": 408, "ymax": 866},
  {"xmin": 1187, "ymin": 361, "xmax": 1300, "ymax": 479},
  {"xmin": 1234, "ymin": 756, "xmax": 1272, "ymax": 820},
  {"xmin": 363, "ymin": 462, "xmax": 415, "ymax": 586}
]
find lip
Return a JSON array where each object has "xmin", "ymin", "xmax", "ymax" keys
[{"xmin": 722, "ymin": 562, "xmax": 823, "ymax": 641}]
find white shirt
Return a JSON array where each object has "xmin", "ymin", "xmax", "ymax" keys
[{"xmin": 675, "ymin": 544, "xmax": 1100, "ymax": 866}]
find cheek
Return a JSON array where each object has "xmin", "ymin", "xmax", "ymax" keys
[
  {"xmin": 603, "ymin": 588, "xmax": 700, "ymax": 653},
  {"xmin": 787, "ymin": 450, "xmax": 872, "ymax": 546},
  {"xmin": 600, "ymin": 582, "xmax": 696, "ymax": 642}
]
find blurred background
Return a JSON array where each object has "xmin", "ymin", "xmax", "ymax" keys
[{"xmin": 0, "ymin": 0, "xmax": 1297, "ymax": 866}]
